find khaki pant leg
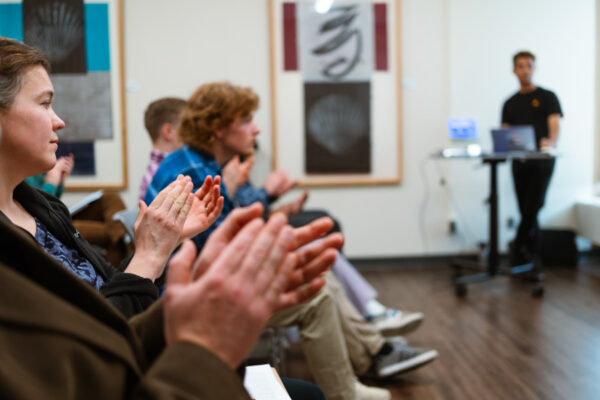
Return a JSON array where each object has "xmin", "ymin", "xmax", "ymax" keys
[
  {"xmin": 268, "ymin": 286, "xmax": 357, "ymax": 400},
  {"xmin": 325, "ymin": 273, "xmax": 385, "ymax": 376}
]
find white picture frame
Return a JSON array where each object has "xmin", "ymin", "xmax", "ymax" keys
[{"xmin": 269, "ymin": 0, "xmax": 402, "ymax": 187}]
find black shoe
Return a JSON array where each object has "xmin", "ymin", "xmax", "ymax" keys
[{"xmin": 509, "ymin": 243, "xmax": 534, "ymax": 266}]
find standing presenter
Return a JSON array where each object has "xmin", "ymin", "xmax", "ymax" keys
[{"xmin": 501, "ymin": 50, "xmax": 563, "ymax": 266}]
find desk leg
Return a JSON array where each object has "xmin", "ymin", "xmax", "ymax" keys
[
  {"xmin": 488, "ymin": 161, "xmax": 499, "ymax": 273},
  {"xmin": 451, "ymin": 159, "xmax": 544, "ymax": 298}
]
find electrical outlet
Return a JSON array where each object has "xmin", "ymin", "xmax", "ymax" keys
[
  {"xmin": 449, "ymin": 220, "xmax": 457, "ymax": 234},
  {"xmin": 507, "ymin": 217, "xmax": 515, "ymax": 229}
]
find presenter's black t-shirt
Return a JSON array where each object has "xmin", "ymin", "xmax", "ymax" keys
[{"xmin": 501, "ymin": 87, "xmax": 563, "ymax": 149}]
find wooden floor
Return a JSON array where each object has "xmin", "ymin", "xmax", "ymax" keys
[{"xmin": 283, "ymin": 258, "xmax": 600, "ymax": 399}]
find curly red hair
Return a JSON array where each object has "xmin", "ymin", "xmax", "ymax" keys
[{"xmin": 179, "ymin": 82, "xmax": 259, "ymax": 154}]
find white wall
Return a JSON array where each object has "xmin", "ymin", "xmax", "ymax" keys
[
  {"xmin": 447, "ymin": 0, "xmax": 596, "ymax": 252},
  {"xmin": 596, "ymin": 0, "xmax": 600, "ymax": 182},
  {"xmin": 62, "ymin": 0, "xmax": 597, "ymax": 258}
]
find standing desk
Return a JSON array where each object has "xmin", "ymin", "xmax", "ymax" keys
[{"xmin": 437, "ymin": 151, "xmax": 554, "ymax": 297}]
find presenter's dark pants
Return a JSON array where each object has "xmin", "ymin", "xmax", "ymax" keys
[{"xmin": 511, "ymin": 158, "xmax": 555, "ymax": 260}]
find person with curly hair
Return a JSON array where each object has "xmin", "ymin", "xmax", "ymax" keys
[
  {"xmin": 146, "ymin": 81, "xmax": 438, "ymax": 400},
  {"xmin": 141, "ymin": 96, "xmax": 424, "ymax": 338}
]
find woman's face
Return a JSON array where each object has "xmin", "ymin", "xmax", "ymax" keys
[{"xmin": 0, "ymin": 65, "xmax": 65, "ymax": 176}]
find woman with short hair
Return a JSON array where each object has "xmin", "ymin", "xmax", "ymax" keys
[{"xmin": 0, "ymin": 37, "xmax": 222, "ymax": 317}]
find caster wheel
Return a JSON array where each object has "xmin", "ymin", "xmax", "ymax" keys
[
  {"xmin": 536, "ymin": 272, "xmax": 545, "ymax": 282},
  {"xmin": 531, "ymin": 286, "xmax": 545, "ymax": 298},
  {"xmin": 456, "ymin": 284, "xmax": 467, "ymax": 297}
]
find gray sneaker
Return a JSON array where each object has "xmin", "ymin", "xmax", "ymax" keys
[
  {"xmin": 367, "ymin": 308, "xmax": 424, "ymax": 336},
  {"xmin": 385, "ymin": 335, "xmax": 408, "ymax": 346},
  {"xmin": 372, "ymin": 341, "xmax": 438, "ymax": 378}
]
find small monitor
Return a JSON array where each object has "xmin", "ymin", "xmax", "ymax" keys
[
  {"xmin": 447, "ymin": 118, "xmax": 478, "ymax": 140},
  {"xmin": 491, "ymin": 126, "xmax": 536, "ymax": 153}
]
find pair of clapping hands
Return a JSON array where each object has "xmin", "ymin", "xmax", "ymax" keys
[
  {"xmin": 164, "ymin": 202, "xmax": 344, "ymax": 369},
  {"xmin": 263, "ymin": 169, "xmax": 309, "ymax": 217},
  {"xmin": 222, "ymin": 155, "xmax": 296, "ymax": 199},
  {"xmin": 124, "ymin": 175, "xmax": 223, "ymax": 281},
  {"xmin": 223, "ymin": 155, "xmax": 308, "ymax": 217}
]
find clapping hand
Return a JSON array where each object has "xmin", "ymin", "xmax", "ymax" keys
[
  {"xmin": 263, "ymin": 170, "xmax": 296, "ymax": 199},
  {"xmin": 125, "ymin": 175, "xmax": 194, "ymax": 281},
  {"xmin": 180, "ymin": 175, "xmax": 224, "ymax": 240},
  {"xmin": 222, "ymin": 155, "xmax": 254, "ymax": 197},
  {"xmin": 189, "ymin": 203, "xmax": 343, "ymax": 305},
  {"xmin": 45, "ymin": 154, "xmax": 74, "ymax": 186},
  {"xmin": 280, "ymin": 216, "xmax": 344, "ymax": 309},
  {"xmin": 163, "ymin": 203, "xmax": 342, "ymax": 368},
  {"xmin": 272, "ymin": 190, "xmax": 309, "ymax": 217}
]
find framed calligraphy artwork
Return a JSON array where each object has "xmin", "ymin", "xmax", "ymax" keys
[
  {"xmin": 0, "ymin": 0, "xmax": 127, "ymax": 190},
  {"xmin": 269, "ymin": 0, "xmax": 402, "ymax": 186}
]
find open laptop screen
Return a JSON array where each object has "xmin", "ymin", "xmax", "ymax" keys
[{"xmin": 491, "ymin": 126, "xmax": 536, "ymax": 153}]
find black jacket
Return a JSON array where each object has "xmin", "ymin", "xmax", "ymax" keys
[
  {"xmin": 0, "ymin": 213, "xmax": 250, "ymax": 399},
  {"xmin": 3, "ymin": 182, "xmax": 158, "ymax": 318}
]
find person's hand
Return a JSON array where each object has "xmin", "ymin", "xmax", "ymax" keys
[
  {"xmin": 539, "ymin": 138, "xmax": 555, "ymax": 149},
  {"xmin": 61, "ymin": 153, "xmax": 74, "ymax": 180},
  {"xmin": 191, "ymin": 204, "xmax": 343, "ymax": 306},
  {"xmin": 238, "ymin": 156, "xmax": 254, "ymax": 184},
  {"xmin": 163, "ymin": 208, "xmax": 343, "ymax": 368},
  {"xmin": 45, "ymin": 154, "xmax": 74, "ymax": 186},
  {"xmin": 163, "ymin": 208, "xmax": 297, "ymax": 368},
  {"xmin": 271, "ymin": 190, "xmax": 309, "ymax": 217},
  {"xmin": 180, "ymin": 175, "xmax": 224, "ymax": 240},
  {"xmin": 222, "ymin": 155, "xmax": 254, "ymax": 197},
  {"xmin": 189, "ymin": 203, "xmax": 264, "ymax": 278},
  {"xmin": 281, "ymin": 216, "xmax": 344, "ymax": 306},
  {"xmin": 125, "ymin": 175, "xmax": 194, "ymax": 281},
  {"xmin": 263, "ymin": 170, "xmax": 296, "ymax": 199}
]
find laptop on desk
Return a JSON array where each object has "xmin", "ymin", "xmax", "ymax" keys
[
  {"xmin": 491, "ymin": 125, "xmax": 536, "ymax": 156},
  {"xmin": 439, "ymin": 117, "xmax": 483, "ymax": 158},
  {"xmin": 447, "ymin": 117, "xmax": 478, "ymax": 140}
]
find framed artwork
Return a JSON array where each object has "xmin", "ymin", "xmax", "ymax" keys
[
  {"xmin": 0, "ymin": 0, "xmax": 127, "ymax": 190},
  {"xmin": 269, "ymin": 0, "xmax": 402, "ymax": 186}
]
